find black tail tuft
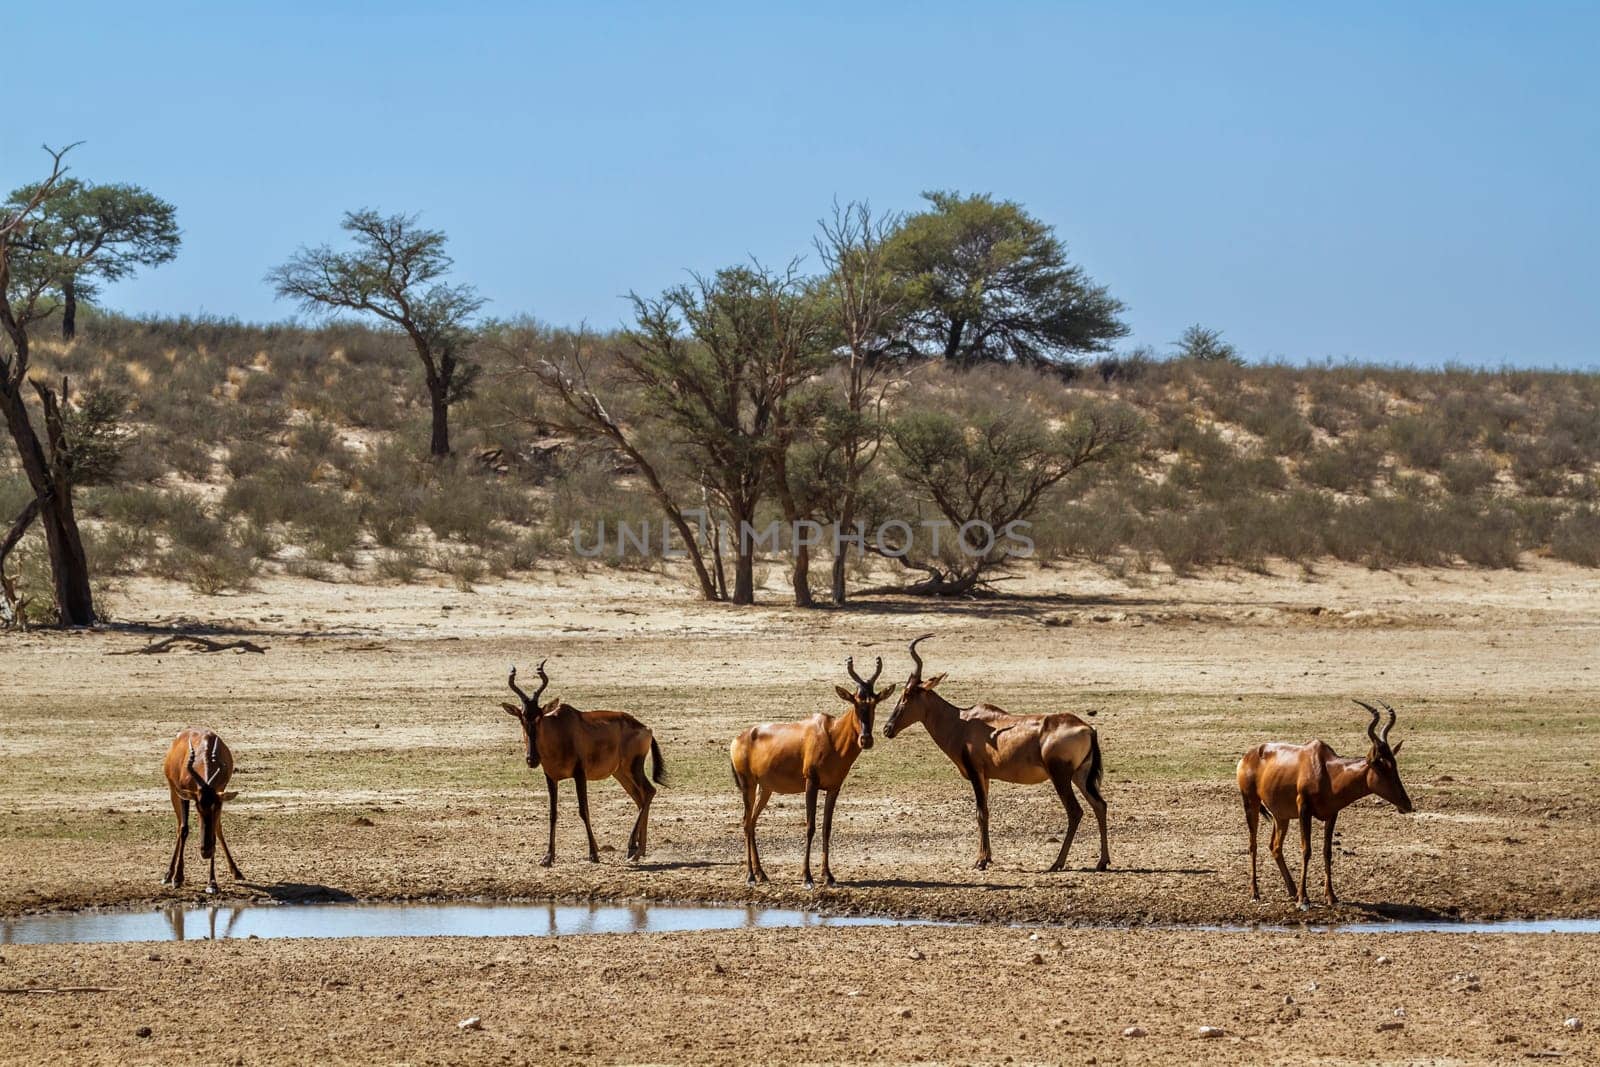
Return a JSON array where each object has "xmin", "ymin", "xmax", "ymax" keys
[
  {"xmin": 1084, "ymin": 728, "xmax": 1105, "ymax": 804},
  {"xmin": 650, "ymin": 736, "xmax": 668, "ymax": 786}
]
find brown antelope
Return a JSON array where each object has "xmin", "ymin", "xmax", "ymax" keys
[
  {"xmin": 161, "ymin": 728, "xmax": 243, "ymax": 893},
  {"xmin": 882, "ymin": 634, "xmax": 1110, "ymax": 872},
  {"xmin": 500, "ymin": 661, "xmax": 665, "ymax": 866},
  {"xmin": 729, "ymin": 656, "xmax": 894, "ymax": 889},
  {"xmin": 1237, "ymin": 699, "xmax": 1414, "ymax": 907}
]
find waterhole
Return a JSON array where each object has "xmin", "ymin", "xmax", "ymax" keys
[{"xmin": 1, "ymin": 902, "xmax": 1595, "ymax": 945}]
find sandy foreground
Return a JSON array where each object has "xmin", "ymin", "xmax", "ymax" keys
[{"xmin": 1, "ymin": 560, "xmax": 1596, "ymax": 1063}]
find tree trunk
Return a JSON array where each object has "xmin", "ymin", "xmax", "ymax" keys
[
  {"xmin": 830, "ymin": 549, "xmax": 848, "ymax": 605},
  {"xmin": 61, "ymin": 277, "xmax": 77, "ymax": 341},
  {"xmin": 791, "ymin": 541, "xmax": 814, "ymax": 608},
  {"xmin": 731, "ymin": 502, "xmax": 756, "ymax": 605},
  {"xmin": 427, "ymin": 380, "xmax": 451, "ymax": 457},
  {"xmin": 0, "ymin": 386, "xmax": 95, "ymax": 626},
  {"xmin": 943, "ymin": 316, "xmax": 966, "ymax": 363}
]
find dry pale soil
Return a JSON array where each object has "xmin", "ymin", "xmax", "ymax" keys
[{"xmin": 1, "ymin": 560, "xmax": 1596, "ymax": 1064}]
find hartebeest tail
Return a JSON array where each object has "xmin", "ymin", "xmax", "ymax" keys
[
  {"xmin": 499, "ymin": 660, "xmax": 665, "ymax": 865},
  {"xmin": 883, "ymin": 633, "xmax": 1111, "ymax": 872},
  {"xmin": 730, "ymin": 656, "xmax": 894, "ymax": 888},
  {"xmin": 161, "ymin": 728, "xmax": 244, "ymax": 894},
  {"xmin": 1237, "ymin": 699, "xmax": 1414, "ymax": 906}
]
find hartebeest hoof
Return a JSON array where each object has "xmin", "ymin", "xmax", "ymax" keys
[
  {"xmin": 804, "ymin": 876, "xmax": 815, "ymax": 890},
  {"xmin": 205, "ymin": 883, "xmax": 218, "ymax": 895},
  {"xmin": 587, "ymin": 853, "xmax": 600, "ymax": 864},
  {"xmin": 1095, "ymin": 859, "xmax": 1110, "ymax": 872},
  {"xmin": 539, "ymin": 854, "xmax": 555, "ymax": 868},
  {"xmin": 824, "ymin": 875, "xmax": 838, "ymax": 889},
  {"xmin": 973, "ymin": 858, "xmax": 991, "ymax": 871}
]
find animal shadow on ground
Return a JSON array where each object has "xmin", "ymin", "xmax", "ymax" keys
[
  {"xmin": 1343, "ymin": 900, "xmax": 1462, "ymax": 922},
  {"xmin": 630, "ymin": 860, "xmax": 725, "ymax": 872},
  {"xmin": 850, "ymin": 877, "xmax": 1027, "ymax": 891},
  {"xmin": 1096, "ymin": 866, "xmax": 1217, "ymax": 876}
]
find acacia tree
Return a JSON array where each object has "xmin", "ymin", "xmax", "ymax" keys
[
  {"xmin": 882, "ymin": 400, "xmax": 1142, "ymax": 595},
  {"xmin": 270, "ymin": 211, "xmax": 483, "ymax": 456},
  {"xmin": 8, "ymin": 178, "xmax": 180, "ymax": 339},
  {"xmin": 886, "ymin": 191, "xmax": 1127, "ymax": 367},
  {"xmin": 806, "ymin": 200, "xmax": 905, "ymax": 603},
  {"xmin": 0, "ymin": 144, "xmax": 99, "ymax": 625},
  {"xmin": 529, "ymin": 266, "xmax": 829, "ymax": 606}
]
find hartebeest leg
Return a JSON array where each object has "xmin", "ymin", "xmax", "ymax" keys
[
  {"xmin": 1243, "ymin": 796, "xmax": 1262, "ymax": 901},
  {"xmin": 819, "ymin": 788, "xmax": 839, "ymax": 888},
  {"xmin": 541, "ymin": 775, "xmax": 559, "ymax": 867},
  {"xmin": 750, "ymin": 786, "xmax": 773, "ymax": 883},
  {"xmin": 217, "ymin": 820, "xmax": 243, "ymax": 880},
  {"xmin": 1077, "ymin": 766, "xmax": 1112, "ymax": 872},
  {"xmin": 619, "ymin": 757, "xmax": 653, "ymax": 862},
  {"xmin": 164, "ymin": 792, "xmax": 189, "ymax": 887},
  {"xmin": 802, "ymin": 777, "xmax": 820, "ymax": 890},
  {"xmin": 1047, "ymin": 764, "xmax": 1083, "ymax": 872},
  {"xmin": 573, "ymin": 768, "xmax": 600, "ymax": 863},
  {"xmin": 1322, "ymin": 813, "xmax": 1338, "ymax": 905},
  {"xmin": 961, "ymin": 755, "xmax": 993, "ymax": 870},
  {"xmin": 1297, "ymin": 800, "xmax": 1314, "ymax": 908},
  {"xmin": 1268, "ymin": 816, "xmax": 1296, "ymax": 899}
]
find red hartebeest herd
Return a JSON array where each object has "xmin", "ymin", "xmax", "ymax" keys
[{"xmin": 154, "ymin": 635, "xmax": 1416, "ymax": 909}]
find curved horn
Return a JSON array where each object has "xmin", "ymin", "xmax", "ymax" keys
[
  {"xmin": 532, "ymin": 659, "xmax": 550, "ymax": 706},
  {"xmin": 908, "ymin": 633, "xmax": 933, "ymax": 682},
  {"xmin": 508, "ymin": 665, "xmax": 532, "ymax": 709},
  {"xmin": 1353, "ymin": 699, "xmax": 1382, "ymax": 744},
  {"xmin": 1378, "ymin": 699, "xmax": 1397, "ymax": 745},
  {"xmin": 867, "ymin": 656, "xmax": 883, "ymax": 687},
  {"xmin": 846, "ymin": 656, "xmax": 864, "ymax": 686}
]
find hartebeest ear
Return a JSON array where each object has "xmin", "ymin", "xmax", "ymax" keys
[
  {"xmin": 834, "ymin": 685, "xmax": 855, "ymax": 704},
  {"xmin": 923, "ymin": 672, "xmax": 947, "ymax": 690},
  {"xmin": 876, "ymin": 683, "xmax": 898, "ymax": 701},
  {"xmin": 541, "ymin": 697, "xmax": 561, "ymax": 715},
  {"xmin": 500, "ymin": 702, "xmax": 523, "ymax": 719},
  {"xmin": 220, "ymin": 790, "xmax": 238, "ymax": 801},
  {"xmin": 1391, "ymin": 739, "xmax": 1404, "ymax": 755}
]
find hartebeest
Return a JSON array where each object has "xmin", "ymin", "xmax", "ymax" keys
[
  {"xmin": 882, "ymin": 634, "xmax": 1110, "ymax": 872},
  {"xmin": 161, "ymin": 728, "xmax": 243, "ymax": 893},
  {"xmin": 1236, "ymin": 699, "xmax": 1414, "ymax": 906},
  {"xmin": 729, "ymin": 656, "xmax": 894, "ymax": 888},
  {"xmin": 500, "ymin": 661, "xmax": 665, "ymax": 866}
]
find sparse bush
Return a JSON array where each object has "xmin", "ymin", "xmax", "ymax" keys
[
  {"xmin": 1552, "ymin": 507, "xmax": 1600, "ymax": 566},
  {"xmin": 1441, "ymin": 454, "xmax": 1497, "ymax": 496},
  {"xmin": 1301, "ymin": 436, "xmax": 1385, "ymax": 493}
]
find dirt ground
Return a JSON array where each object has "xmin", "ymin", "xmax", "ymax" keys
[{"xmin": 1, "ymin": 559, "xmax": 1597, "ymax": 1063}]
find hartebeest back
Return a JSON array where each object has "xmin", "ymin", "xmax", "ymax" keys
[
  {"xmin": 1236, "ymin": 699, "xmax": 1414, "ymax": 906},
  {"xmin": 729, "ymin": 656, "xmax": 894, "ymax": 888},
  {"xmin": 499, "ymin": 661, "xmax": 666, "ymax": 866},
  {"xmin": 883, "ymin": 634, "xmax": 1110, "ymax": 872},
  {"xmin": 161, "ymin": 728, "xmax": 244, "ymax": 893}
]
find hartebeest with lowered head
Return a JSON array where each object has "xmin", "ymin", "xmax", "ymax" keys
[
  {"xmin": 1237, "ymin": 699, "xmax": 1414, "ymax": 907},
  {"xmin": 500, "ymin": 661, "xmax": 666, "ymax": 866},
  {"xmin": 161, "ymin": 728, "xmax": 243, "ymax": 893},
  {"xmin": 729, "ymin": 656, "xmax": 894, "ymax": 889},
  {"xmin": 882, "ymin": 634, "xmax": 1110, "ymax": 872}
]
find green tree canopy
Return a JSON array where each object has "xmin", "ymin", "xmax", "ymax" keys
[
  {"xmin": 886, "ymin": 191, "xmax": 1127, "ymax": 367},
  {"xmin": 4, "ymin": 177, "xmax": 179, "ymax": 338}
]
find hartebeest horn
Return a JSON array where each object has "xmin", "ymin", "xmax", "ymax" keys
[
  {"xmin": 908, "ymin": 634, "xmax": 933, "ymax": 683},
  {"xmin": 845, "ymin": 655, "xmax": 886, "ymax": 692},
  {"xmin": 1378, "ymin": 699, "xmax": 1398, "ymax": 745},
  {"xmin": 508, "ymin": 659, "xmax": 550, "ymax": 712},
  {"xmin": 1353, "ymin": 699, "xmax": 1382, "ymax": 744}
]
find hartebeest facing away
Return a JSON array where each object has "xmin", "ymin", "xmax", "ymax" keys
[
  {"xmin": 500, "ymin": 661, "xmax": 666, "ymax": 866},
  {"xmin": 161, "ymin": 728, "xmax": 243, "ymax": 893},
  {"xmin": 729, "ymin": 657, "xmax": 894, "ymax": 888},
  {"xmin": 882, "ymin": 634, "xmax": 1110, "ymax": 872},
  {"xmin": 1236, "ymin": 700, "xmax": 1414, "ymax": 907}
]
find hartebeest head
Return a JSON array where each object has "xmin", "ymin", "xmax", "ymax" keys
[
  {"xmin": 501, "ymin": 660, "xmax": 555, "ymax": 768},
  {"xmin": 186, "ymin": 742, "xmax": 236, "ymax": 860},
  {"xmin": 883, "ymin": 634, "xmax": 947, "ymax": 739},
  {"xmin": 833, "ymin": 656, "xmax": 896, "ymax": 750},
  {"xmin": 1353, "ymin": 699, "xmax": 1413, "ymax": 814}
]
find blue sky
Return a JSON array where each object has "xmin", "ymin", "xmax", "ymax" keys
[{"xmin": 4, "ymin": 2, "xmax": 1596, "ymax": 367}]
